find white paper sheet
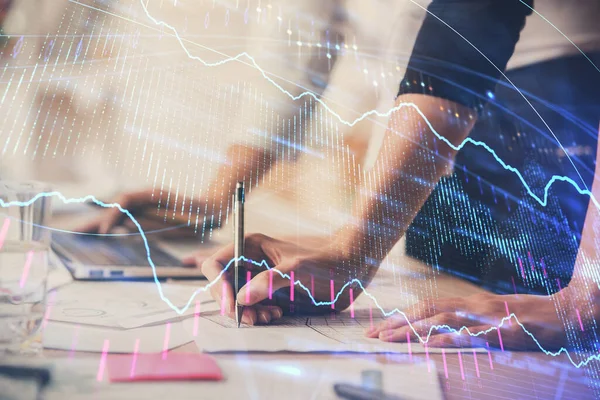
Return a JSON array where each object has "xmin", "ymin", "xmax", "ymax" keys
[
  {"xmin": 43, "ymin": 321, "xmax": 192, "ymax": 353},
  {"xmin": 47, "ymin": 281, "xmax": 209, "ymax": 329},
  {"xmin": 186, "ymin": 306, "xmax": 485, "ymax": 354}
]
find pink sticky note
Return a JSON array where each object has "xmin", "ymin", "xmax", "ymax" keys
[{"xmin": 106, "ymin": 352, "xmax": 223, "ymax": 382}]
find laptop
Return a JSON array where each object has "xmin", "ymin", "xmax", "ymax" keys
[{"xmin": 51, "ymin": 231, "xmax": 204, "ymax": 280}]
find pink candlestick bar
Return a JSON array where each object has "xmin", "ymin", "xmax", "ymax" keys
[
  {"xmin": 458, "ymin": 351, "xmax": 465, "ymax": 381},
  {"xmin": 511, "ymin": 276, "xmax": 517, "ymax": 295},
  {"xmin": 193, "ymin": 300, "xmax": 201, "ymax": 337},
  {"xmin": 19, "ymin": 251, "xmax": 34, "ymax": 288},
  {"xmin": 497, "ymin": 329, "xmax": 504, "ymax": 352},
  {"xmin": 220, "ymin": 281, "xmax": 226, "ymax": 316},
  {"xmin": 576, "ymin": 309, "xmax": 585, "ymax": 332},
  {"xmin": 0, "ymin": 218, "xmax": 10, "ymax": 250},
  {"xmin": 349, "ymin": 288, "xmax": 355, "ymax": 318},
  {"xmin": 245, "ymin": 270, "xmax": 251, "ymax": 304},
  {"xmin": 425, "ymin": 343, "xmax": 431, "ymax": 373},
  {"xmin": 330, "ymin": 280, "xmax": 335, "ymax": 310},
  {"xmin": 268, "ymin": 269, "xmax": 273, "ymax": 300},
  {"xmin": 504, "ymin": 301, "xmax": 512, "ymax": 327},
  {"xmin": 486, "ymin": 342, "xmax": 494, "ymax": 370},
  {"xmin": 528, "ymin": 252, "xmax": 535, "ymax": 271},
  {"xmin": 473, "ymin": 350, "xmax": 480, "ymax": 378},
  {"xmin": 557, "ymin": 278, "xmax": 565, "ymax": 300},
  {"xmin": 162, "ymin": 323, "xmax": 171, "ymax": 360},
  {"xmin": 406, "ymin": 332, "xmax": 412, "ymax": 362},
  {"xmin": 290, "ymin": 271, "xmax": 295, "ymax": 302},
  {"xmin": 441, "ymin": 349, "xmax": 449, "ymax": 379},
  {"xmin": 518, "ymin": 257, "xmax": 526, "ymax": 280},
  {"xmin": 130, "ymin": 339, "xmax": 140, "ymax": 378},
  {"xmin": 540, "ymin": 258, "xmax": 548, "ymax": 278},
  {"xmin": 96, "ymin": 339, "xmax": 110, "ymax": 382}
]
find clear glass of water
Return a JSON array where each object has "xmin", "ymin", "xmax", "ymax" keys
[{"xmin": 0, "ymin": 181, "xmax": 52, "ymax": 355}]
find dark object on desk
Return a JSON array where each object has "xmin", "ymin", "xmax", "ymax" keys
[
  {"xmin": 51, "ymin": 231, "xmax": 204, "ymax": 280},
  {"xmin": 360, "ymin": 370, "xmax": 383, "ymax": 391},
  {"xmin": 233, "ymin": 182, "xmax": 245, "ymax": 328},
  {"xmin": 334, "ymin": 383, "xmax": 404, "ymax": 400},
  {"xmin": 0, "ymin": 361, "xmax": 51, "ymax": 400}
]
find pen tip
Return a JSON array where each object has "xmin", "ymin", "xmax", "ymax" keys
[{"xmin": 236, "ymin": 303, "xmax": 244, "ymax": 328}]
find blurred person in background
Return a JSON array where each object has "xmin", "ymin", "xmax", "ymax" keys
[
  {"xmin": 80, "ymin": 0, "xmax": 429, "ymax": 235},
  {"xmin": 0, "ymin": 0, "xmax": 119, "ymax": 202}
]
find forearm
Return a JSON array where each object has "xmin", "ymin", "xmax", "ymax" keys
[
  {"xmin": 332, "ymin": 94, "xmax": 476, "ymax": 276},
  {"xmin": 568, "ymin": 139, "xmax": 600, "ymax": 296}
]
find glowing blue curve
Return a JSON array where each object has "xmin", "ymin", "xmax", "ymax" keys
[
  {"xmin": 17, "ymin": 1, "xmax": 597, "ymax": 367},
  {"xmin": 1, "ymin": 191, "xmax": 599, "ymax": 369},
  {"xmin": 91, "ymin": 0, "xmax": 599, "ymax": 210},
  {"xmin": 136, "ymin": 0, "xmax": 588, "ymax": 192}
]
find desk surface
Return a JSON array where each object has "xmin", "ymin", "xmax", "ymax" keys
[{"xmin": 45, "ymin": 203, "xmax": 599, "ymax": 399}]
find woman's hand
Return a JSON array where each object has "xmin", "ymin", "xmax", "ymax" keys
[
  {"xmin": 193, "ymin": 234, "xmax": 367, "ymax": 325},
  {"xmin": 365, "ymin": 292, "xmax": 571, "ymax": 351}
]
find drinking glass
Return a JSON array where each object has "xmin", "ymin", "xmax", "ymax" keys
[{"xmin": 0, "ymin": 181, "xmax": 52, "ymax": 355}]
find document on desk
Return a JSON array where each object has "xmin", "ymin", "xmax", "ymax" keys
[
  {"xmin": 43, "ymin": 321, "xmax": 193, "ymax": 353},
  {"xmin": 48, "ymin": 282, "xmax": 209, "ymax": 329},
  {"xmin": 186, "ymin": 307, "xmax": 485, "ymax": 354}
]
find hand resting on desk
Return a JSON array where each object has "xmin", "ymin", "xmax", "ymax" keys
[
  {"xmin": 364, "ymin": 289, "xmax": 586, "ymax": 351},
  {"xmin": 76, "ymin": 188, "xmax": 223, "ymax": 238}
]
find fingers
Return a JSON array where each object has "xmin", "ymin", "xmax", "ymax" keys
[
  {"xmin": 239, "ymin": 307, "xmax": 257, "ymax": 326},
  {"xmin": 427, "ymin": 325, "xmax": 492, "ymax": 348},
  {"xmin": 365, "ymin": 300, "xmax": 439, "ymax": 338},
  {"xmin": 229, "ymin": 304, "xmax": 284, "ymax": 326},
  {"xmin": 202, "ymin": 234, "xmax": 294, "ymax": 324},
  {"xmin": 377, "ymin": 313, "xmax": 460, "ymax": 343},
  {"xmin": 373, "ymin": 311, "xmax": 502, "ymax": 349},
  {"xmin": 201, "ymin": 241, "xmax": 283, "ymax": 316},
  {"xmin": 201, "ymin": 246, "xmax": 235, "ymax": 314},
  {"xmin": 254, "ymin": 305, "xmax": 284, "ymax": 325},
  {"xmin": 75, "ymin": 216, "xmax": 104, "ymax": 233},
  {"xmin": 93, "ymin": 190, "xmax": 156, "ymax": 234},
  {"xmin": 98, "ymin": 194, "xmax": 144, "ymax": 234}
]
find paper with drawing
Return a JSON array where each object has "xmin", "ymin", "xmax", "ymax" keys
[{"xmin": 185, "ymin": 290, "xmax": 485, "ymax": 354}]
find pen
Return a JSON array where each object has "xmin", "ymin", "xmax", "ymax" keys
[{"xmin": 234, "ymin": 182, "xmax": 245, "ymax": 328}]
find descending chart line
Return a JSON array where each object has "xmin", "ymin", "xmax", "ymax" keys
[{"xmin": 1, "ymin": 191, "xmax": 600, "ymax": 369}]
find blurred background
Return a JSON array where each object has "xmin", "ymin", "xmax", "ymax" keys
[{"xmin": 0, "ymin": 0, "xmax": 426, "ymax": 212}]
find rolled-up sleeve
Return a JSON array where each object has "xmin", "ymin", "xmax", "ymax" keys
[{"xmin": 398, "ymin": 0, "xmax": 533, "ymax": 113}]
